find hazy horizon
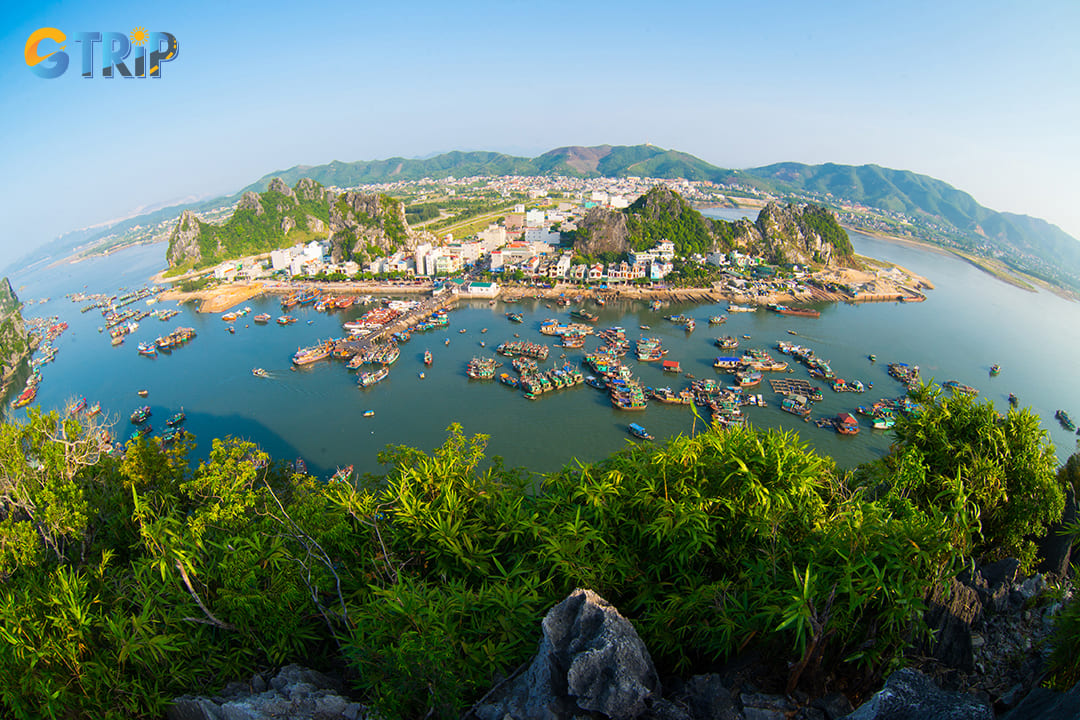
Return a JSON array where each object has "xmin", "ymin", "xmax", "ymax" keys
[{"xmin": 3, "ymin": 0, "xmax": 1078, "ymax": 271}]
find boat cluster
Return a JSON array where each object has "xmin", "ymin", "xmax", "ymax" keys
[
  {"xmin": 128, "ymin": 404, "xmax": 187, "ymax": 446},
  {"xmin": 138, "ymin": 326, "xmax": 197, "ymax": 357}
]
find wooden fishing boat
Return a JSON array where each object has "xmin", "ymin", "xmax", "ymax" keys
[{"xmin": 628, "ymin": 423, "xmax": 654, "ymax": 440}]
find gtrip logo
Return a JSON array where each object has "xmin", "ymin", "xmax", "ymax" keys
[{"xmin": 25, "ymin": 27, "xmax": 179, "ymax": 79}]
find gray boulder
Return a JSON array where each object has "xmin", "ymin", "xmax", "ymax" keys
[
  {"xmin": 1001, "ymin": 679, "xmax": 1080, "ymax": 719},
  {"xmin": 841, "ymin": 668, "xmax": 992, "ymax": 720},
  {"xmin": 923, "ymin": 577, "xmax": 982, "ymax": 670},
  {"xmin": 474, "ymin": 588, "xmax": 660, "ymax": 720},
  {"xmin": 167, "ymin": 664, "xmax": 364, "ymax": 720}
]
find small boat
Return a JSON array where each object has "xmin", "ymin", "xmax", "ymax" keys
[
  {"xmin": 943, "ymin": 380, "xmax": 978, "ymax": 396},
  {"xmin": 253, "ymin": 313, "xmax": 271, "ymax": 323},
  {"xmin": 137, "ymin": 342, "xmax": 157, "ymax": 357},
  {"xmin": 1008, "ymin": 393, "xmax": 1018, "ymax": 407},
  {"xmin": 293, "ymin": 457, "xmax": 307, "ymax": 474},
  {"xmin": 330, "ymin": 465, "xmax": 354, "ymax": 483},
  {"xmin": 787, "ymin": 330, "xmax": 798, "ymax": 336},
  {"xmin": 628, "ymin": 423, "xmax": 654, "ymax": 440},
  {"xmin": 363, "ymin": 410, "xmax": 375, "ymax": 417},
  {"xmin": 166, "ymin": 410, "xmax": 186, "ymax": 427},
  {"xmin": 424, "ymin": 350, "xmax": 433, "ymax": 365},
  {"xmin": 86, "ymin": 402, "xmax": 101, "ymax": 417},
  {"xmin": 221, "ymin": 312, "xmax": 239, "ymax": 322},
  {"xmin": 459, "ymin": 328, "xmax": 466, "ymax": 334},
  {"xmin": 868, "ymin": 354, "xmax": 876, "ymax": 362},
  {"xmin": 130, "ymin": 405, "xmax": 151, "ymax": 424},
  {"xmin": 835, "ymin": 412, "xmax": 860, "ymax": 435},
  {"xmin": 418, "ymin": 372, "xmax": 425, "ymax": 379},
  {"xmin": 990, "ymin": 364, "xmax": 1001, "ymax": 376},
  {"xmin": 640, "ymin": 325, "xmax": 650, "ymax": 330},
  {"xmin": 137, "ymin": 389, "xmax": 149, "ymax": 397},
  {"xmin": 1056, "ymin": 410, "xmax": 1076, "ymax": 432},
  {"xmin": 277, "ymin": 315, "xmax": 297, "ymax": 325},
  {"xmin": 227, "ymin": 326, "xmax": 235, "ymax": 334},
  {"xmin": 252, "ymin": 368, "xmax": 270, "ymax": 378}
]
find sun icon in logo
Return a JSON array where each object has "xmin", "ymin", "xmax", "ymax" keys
[{"xmin": 130, "ymin": 26, "xmax": 148, "ymax": 46}]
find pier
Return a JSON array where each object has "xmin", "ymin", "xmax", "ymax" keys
[{"xmin": 338, "ymin": 290, "xmax": 459, "ymax": 355}]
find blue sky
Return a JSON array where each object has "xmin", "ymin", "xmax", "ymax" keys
[{"xmin": 2, "ymin": 0, "xmax": 1078, "ymax": 271}]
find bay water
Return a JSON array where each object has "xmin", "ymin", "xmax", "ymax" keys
[{"xmin": 9, "ymin": 225, "xmax": 1080, "ymax": 480}]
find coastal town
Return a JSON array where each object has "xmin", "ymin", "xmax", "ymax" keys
[{"xmin": 159, "ymin": 174, "xmax": 934, "ymax": 314}]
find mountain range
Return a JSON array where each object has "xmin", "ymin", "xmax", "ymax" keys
[{"xmin": 12, "ymin": 145, "xmax": 1080, "ymax": 293}]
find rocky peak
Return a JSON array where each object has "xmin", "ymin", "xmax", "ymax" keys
[
  {"xmin": 166, "ymin": 210, "xmax": 205, "ymax": 267},
  {"xmin": 328, "ymin": 191, "xmax": 418, "ymax": 263},
  {"xmin": 266, "ymin": 177, "xmax": 295, "ymax": 199},
  {"xmin": 237, "ymin": 191, "xmax": 265, "ymax": 216},
  {"xmin": 295, "ymin": 177, "xmax": 326, "ymax": 203}
]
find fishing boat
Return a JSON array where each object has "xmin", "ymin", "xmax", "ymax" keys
[
  {"xmin": 166, "ymin": 410, "xmax": 186, "ymax": 427},
  {"xmin": 330, "ymin": 465, "xmax": 354, "ymax": 483},
  {"xmin": 12, "ymin": 386, "xmax": 36, "ymax": 408},
  {"xmin": 137, "ymin": 389, "xmax": 149, "ymax": 397},
  {"xmin": 943, "ymin": 380, "xmax": 978, "ymax": 396},
  {"xmin": 684, "ymin": 318, "xmax": 696, "ymax": 332},
  {"xmin": 780, "ymin": 396, "xmax": 812, "ymax": 418},
  {"xmin": 128, "ymin": 425, "xmax": 152, "ymax": 442},
  {"xmin": 708, "ymin": 315, "xmax": 727, "ymax": 325},
  {"xmin": 221, "ymin": 312, "xmax": 239, "ymax": 322},
  {"xmin": 1008, "ymin": 393, "xmax": 1018, "ymax": 407},
  {"xmin": 424, "ymin": 350, "xmax": 433, "ymax": 365},
  {"xmin": 137, "ymin": 341, "xmax": 157, "ymax": 357},
  {"xmin": 628, "ymin": 423, "xmax": 654, "ymax": 440},
  {"xmin": 1057, "ymin": 410, "xmax": 1077, "ymax": 431},
  {"xmin": 358, "ymin": 366, "xmax": 390, "ymax": 388},
  {"xmin": 990, "ymin": 364, "xmax": 1001, "ymax": 376},
  {"xmin": 506, "ymin": 312, "xmax": 524, "ymax": 323},
  {"xmin": 293, "ymin": 457, "xmax": 307, "ymax": 474},
  {"xmin": 292, "ymin": 340, "xmax": 334, "ymax": 366},
  {"xmin": 727, "ymin": 304, "xmax": 756, "ymax": 313},
  {"xmin": 253, "ymin": 313, "xmax": 271, "ymax": 323},
  {"xmin": 466, "ymin": 357, "xmax": 498, "ymax": 380},
  {"xmin": 418, "ymin": 372, "xmax": 425, "ymax": 379},
  {"xmin": 835, "ymin": 412, "xmax": 860, "ymax": 435},
  {"xmin": 498, "ymin": 372, "xmax": 520, "ymax": 388},
  {"xmin": 363, "ymin": 410, "xmax": 375, "ymax": 417},
  {"xmin": 868, "ymin": 354, "xmax": 876, "ymax": 362},
  {"xmin": 570, "ymin": 309, "xmax": 598, "ymax": 322},
  {"xmin": 769, "ymin": 303, "xmax": 821, "ymax": 318},
  {"xmin": 130, "ymin": 405, "xmax": 151, "ymax": 424},
  {"xmin": 277, "ymin": 315, "xmax": 297, "ymax": 325},
  {"xmin": 715, "ymin": 336, "xmax": 739, "ymax": 349},
  {"xmin": 86, "ymin": 402, "xmax": 101, "ymax": 417}
]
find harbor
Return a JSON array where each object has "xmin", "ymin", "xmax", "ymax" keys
[{"xmin": 7, "ymin": 230, "xmax": 1080, "ymax": 479}]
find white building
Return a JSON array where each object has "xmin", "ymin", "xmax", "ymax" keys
[
  {"xmin": 524, "ymin": 228, "xmax": 561, "ymax": 245},
  {"xmin": 270, "ymin": 249, "xmax": 291, "ymax": 271},
  {"xmin": 609, "ymin": 195, "xmax": 629, "ymax": 209},
  {"xmin": 655, "ymin": 241, "xmax": 676, "ymax": 261},
  {"xmin": 477, "ymin": 224, "xmax": 506, "ymax": 250},
  {"xmin": 525, "ymin": 209, "xmax": 545, "ymax": 228},
  {"xmin": 463, "ymin": 281, "xmax": 499, "ymax": 297}
]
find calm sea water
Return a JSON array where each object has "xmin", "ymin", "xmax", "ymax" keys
[{"xmin": 8, "ymin": 223, "xmax": 1080, "ymax": 479}]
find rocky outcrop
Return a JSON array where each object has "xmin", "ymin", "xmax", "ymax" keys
[
  {"xmin": 474, "ymin": 588, "xmax": 660, "ymax": 720},
  {"xmin": 574, "ymin": 206, "xmax": 632, "ymax": 257},
  {"xmin": 328, "ymin": 192, "xmax": 427, "ymax": 263},
  {"xmin": 236, "ymin": 191, "xmax": 265, "ymax": 216},
  {"xmin": 0, "ymin": 278, "xmax": 30, "ymax": 388},
  {"xmin": 166, "ymin": 209, "xmax": 207, "ymax": 267},
  {"xmin": 728, "ymin": 203, "xmax": 853, "ymax": 267},
  {"xmin": 168, "ymin": 664, "xmax": 367, "ymax": 720},
  {"xmin": 842, "ymin": 668, "xmax": 993, "ymax": 720},
  {"xmin": 165, "ymin": 178, "xmax": 333, "ymax": 269}
]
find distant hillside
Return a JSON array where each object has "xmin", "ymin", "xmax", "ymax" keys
[
  {"xmin": 573, "ymin": 186, "xmax": 853, "ymax": 267},
  {"xmin": 241, "ymin": 144, "xmax": 728, "ymax": 193},
  {"xmin": 738, "ymin": 162, "xmax": 1080, "ymax": 289}
]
